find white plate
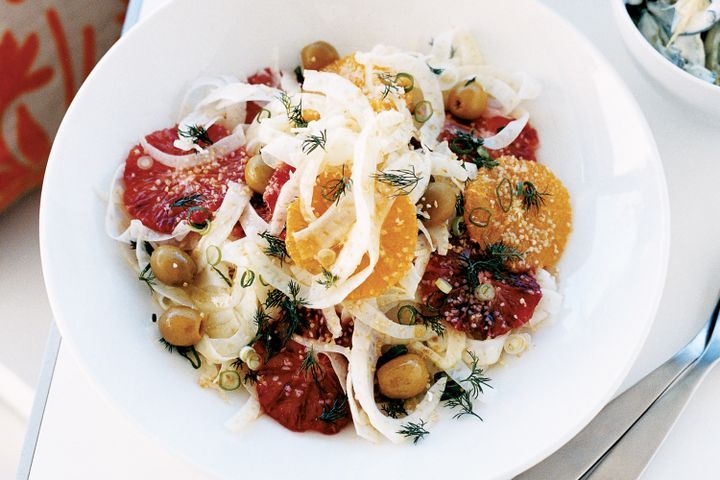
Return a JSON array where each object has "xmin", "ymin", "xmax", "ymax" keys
[{"xmin": 39, "ymin": 0, "xmax": 670, "ymax": 478}]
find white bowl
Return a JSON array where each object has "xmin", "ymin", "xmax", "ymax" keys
[
  {"xmin": 611, "ymin": 0, "xmax": 720, "ymax": 120},
  {"xmin": 39, "ymin": 0, "xmax": 670, "ymax": 478}
]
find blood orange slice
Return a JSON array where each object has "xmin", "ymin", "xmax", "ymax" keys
[
  {"xmin": 122, "ymin": 125, "xmax": 249, "ymax": 234},
  {"xmin": 254, "ymin": 340, "xmax": 350, "ymax": 434},
  {"xmin": 419, "ymin": 235, "xmax": 542, "ymax": 340},
  {"xmin": 440, "ymin": 114, "xmax": 540, "ymax": 161}
]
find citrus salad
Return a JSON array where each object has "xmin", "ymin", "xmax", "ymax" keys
[{"xmin": 106, "ymin": 29, "xmax": 571, "ymax": 444}]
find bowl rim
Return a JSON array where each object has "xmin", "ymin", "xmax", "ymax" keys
[{"xmin": 610, "ymin": 0, "xmax": 720, "ymax": 95}]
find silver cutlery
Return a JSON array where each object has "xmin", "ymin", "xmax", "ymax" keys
[{"xmin": 516, "ymin": 295, "xmax": 720, "ymax": 480}]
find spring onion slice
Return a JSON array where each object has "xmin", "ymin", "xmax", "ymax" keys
[
  {"xmin": 412, "ymin": 100, "xmax": 433, "ymax": 123},
  {"xmin": 218, "ymin": 370, "xmax": 242, "ymax": 390}
]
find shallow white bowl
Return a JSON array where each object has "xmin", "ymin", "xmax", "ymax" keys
[
  {"xmin": 39, "ymin": 0, "xmax": 670, "ymax": 478},
  {"xmin": 611, "ymin": 0, "xmax": 720, "ymax": 120}
]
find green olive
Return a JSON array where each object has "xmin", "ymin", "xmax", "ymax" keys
[
  {"xmin": 158, "ymin": 306, "xmax": 204, "ymax": 347},
  {"xmin": 150, "ymin": 245, "xmax": 196, "ymax": 286},
  {"xmin": 245, "ymin": 155, "xmax": 274, "ymax": 194},
  {"xmin": 300, "ymin": 41, "xmax": 340, "ymax": 70},
  {"xmin": 418, "ymin": 182, "xmax": 457, "ymax": 226},
  {"xmin": 447, "ymin": 80, "xmax": 488, "ymax": 120},
  {"xmin": 377, "ymin": 353, "xmax": 429, "ymax": 399}
]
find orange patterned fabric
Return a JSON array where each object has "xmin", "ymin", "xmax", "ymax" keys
[{"xmin": 0, "ymin": 0, "xmax": 127, "ymax": 212}]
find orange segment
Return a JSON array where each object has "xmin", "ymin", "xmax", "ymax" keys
[
  {"xmin": 464, "ymin": 155, "xmax": 572, "ymax": 272},
  {"xmin": 347, "ymin": 195, "xmax": 417, "ymax": 300},
  {"xmin": 322, "ymin": 54, "xmax": 410, "ymax": 112},
  {"xmin": 322, "ymin": 55, "xmax": 367, "ymax": 90},
  {"xmin": 286, "ymin": 171, "xmax": 417, "ymax": 299}
]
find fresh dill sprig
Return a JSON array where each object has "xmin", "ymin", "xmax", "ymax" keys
[
  {"xmin": 373, "ymin": 165, "xmax": 423, "ymax": 197},
  {"xmin": 460, "ymin": 351, "xmax": 493, "ymax": 398},
  {"xmin": 158, "ymin": 338, "xmax": 202, "ymax": 369},
  {"xmin": 251, "ymin": 305, "xmax": 274, "ymax": 349},
  {"xmin": 264, "ymin": 281, "xmax": 308, "ymax": 349},
  {"xmin": 515, "ymin": 181, "xmax": 550, "ymax": 212},
  {"xmin": 448, "ymin": 130, "xmax": 498, "ymax": 170},
  {"xmin": 317, "ymin": 268, "xmax": 339, "ymax": 289},
  {"xmin": 299, "ymin": 346, "xmax": 323, "ymax": 385},
  {"xmin": 258, "ymin": 231, "xmax": 289, "ymax": 265},
  {"xmin": 382, "ymin": 399, "xmax": 408, "ymax": 419},
  {"xmin": 464, "ymin": 76, "xmax": 476, "ymax": 87},
  {"xmin": 230, "ymin": 357, "xmax": 258, "ymax": 385},
  {"xmin": 138, "ymin": 264, "xmax": 156, "ymax": 292},
  {"xmin": 170, "ymin": 193, "xmax": 204, "ymax": 208},
  {"xmin": 178, "ymin": 125, "xmax": 213, "ymax": 147},
  {"xmin": 279, "ymin": 91, "xmax": 308, "ymax": 128},
  {"xmin": 301, "ymin": 129, "xmax": 327, "ymax": 155},
  {"xmin": 321, "ymin": 165, "xmax": 352, "ymax": 205},
  {"xmin": 444, "ymin": 390, "xmax": 482, "ymax": 421},
  {"xmin": 422, "ymin": 313, "xmax": 446, "ymax": 337},
  {"xmin": 377, "ymin": 72, "xmax": 414, "ymax": 100},
  {"xmin": 397, "ymin": 420, "xmax": 430, "ymax": 444},
  {"xmin": 318, "ymin": 396, "xmax": 348, "ymax": 423},
  {"xmin": 394, "ymin": 305, "xmax": 445, "ymax": 338},
  {"xmin": 459, "ymin": 242, "xmax": 524, "ymax": 286}
]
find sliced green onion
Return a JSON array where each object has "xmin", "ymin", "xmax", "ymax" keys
[
  {"xmin": 258, "ymin": 275, "xmax": 270, "ymax": 286},
  {"xmin": 239, "ymin": 345, "xmax": 261, "ymax": 370},
  {"xmin": 218, "ymin": 370, "xmax": 241, "ymax": 391},
  {"xmin": 474, "ymin": 283, "xmax": 496, "ymax": 301},
  {"xmin": 205, "ymin": 245, "xmax": 222, "ymax": 266},
  {"xmin": 240, "ymin": 270, "xmax": 255, "ymax": 288},
  {"xmin": 188, "ymin": 221, "xmax": 211, "ymax": 235},
  {"xmin": 450, "ymin": 136, "xmax": 474, "ymax": 155},
  {"xmin": 396, "ymin": 304, "xmax": 418, "ymax": 325},
  {"xmin": 451, "ymin": 216, "xmax": 465, "ymax": 237},
  {"xmin": 395, "ymin": 72, "xmax": 414, "ymax": 92},
  {"xmin": 256, "ymin": 108, "xmax": 272, "ymax": 123},
  {"xmin": 468, "ymin": 207, "xmax": 491, "ymax": 227},
  {"xmin": 435, "ymin": 278, "xmax": 452, "ymax": 294},
  {"xmin": 413, "ymin": 101, "xmax": 433, "ymax": 123},
  {"xmin": 496, "ymin": 177, "xmax": 513, "ymax": 213}
]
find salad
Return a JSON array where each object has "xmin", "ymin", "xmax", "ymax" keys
[
  {"xmin": 626, "ymin": 0, "xmax": 720, "ymax": 84},
  {"xmin": 106, "ymin": 29, "xmax": 571, "ymax": 444}
]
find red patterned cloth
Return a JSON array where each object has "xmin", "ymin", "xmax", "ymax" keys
[{"xmin": 0, "ymin": 0, "xmax": 126, "ymax": 211}]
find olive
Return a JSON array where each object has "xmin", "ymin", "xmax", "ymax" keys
[
  {"xmin": 447, "ymin": 79, "xmax": 488, "ymax": 120},
  {"xmin": 377, "ymin": 353, "xmax": 430, "ymax": 399},
  {"xmin": 418, "ymin": 182, "xmax": 457, "ymax": 226},
  {"xmin": 245, "ymin": 155, "xmax": 274, "ymax": 194},
  {"xmin": 300, "ymin": 41, "xmax": 340, "ymax": 71},
  {"xmin": 158, "ymin": 306, "xmax": 204, "ymax": 347},
  {"xmin": 150, "ymin": 245, "xmax": 196, "ymax": 286}
]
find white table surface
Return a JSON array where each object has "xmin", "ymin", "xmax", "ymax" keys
[{"xmin": 21, "ymin": 0, "xmax": 720, "ymax": 478}]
